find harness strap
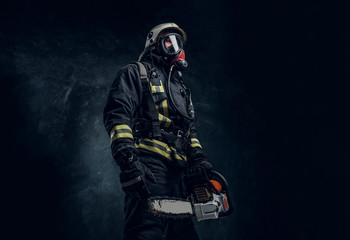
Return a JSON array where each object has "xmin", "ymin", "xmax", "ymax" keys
[
  {"xmin": 160, "ymin": 131, "xmax": 190, "ymax": 153},
  {"xmin": 133, "ymin": 61, "xmax": 161, "ymax": 138}
]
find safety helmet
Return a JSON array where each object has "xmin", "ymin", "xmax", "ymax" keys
[{"xmin": 138, "ymin": 23, "xmax": 187, "ymax": 61}]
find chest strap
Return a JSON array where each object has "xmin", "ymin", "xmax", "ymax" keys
[{"xmin": 133, "ymin": 61, "xmax": 161, "ymax": 138}]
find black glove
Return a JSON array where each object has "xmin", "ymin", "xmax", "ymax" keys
[
  {"xmin": 192, "ymin": 158, "xmax": 212, "ymax": 172},
  {"xmin": 119, "ymin": 160, "xmax": 156, "ymax": 200},
  {"xmin": 186, "ymin": 147, "xmax": 213, "ymax": 189},
  {"xmin": 112, "ymin": 143, "xmax": 156, "ymax": 200},
  {"xmin": 186, "ymin": 164, "xmax": 210, "ymax": 188},
  {"xmin": 187, "ymin": 147, "xmax": 212, "ymax": 172}
]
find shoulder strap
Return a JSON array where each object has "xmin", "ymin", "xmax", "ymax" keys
[
  {"xmin": 134, "ymin": 61, "xmax": 148, "ymax": 82},
  {"xmin": 132, "ymin": 61, "xmax": 161, "ymax": 138}
]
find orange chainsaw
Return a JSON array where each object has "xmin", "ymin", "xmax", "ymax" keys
[{"xmin": 148, "ymin": 170, "xmax": 233, "ymax": 221}]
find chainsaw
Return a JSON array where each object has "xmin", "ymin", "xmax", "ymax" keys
[{"xmin": 148, "ymin": 170, "xmax": 233, "ymax": 221}]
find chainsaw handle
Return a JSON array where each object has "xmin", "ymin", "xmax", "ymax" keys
[{"xmin": 210, "ymin": 170, "xmax": 234, "ymax": 217}]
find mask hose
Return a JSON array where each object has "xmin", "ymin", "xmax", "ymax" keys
[{"xmin": 167, "ymin": 65, "xmax": 193, "ymax": 120}]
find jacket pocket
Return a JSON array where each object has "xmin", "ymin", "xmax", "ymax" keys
[{"xmin": 150, "ymin": 79, "xmax": 167, "ymax": 103}]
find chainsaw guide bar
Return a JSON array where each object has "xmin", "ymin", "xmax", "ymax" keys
[
  {"xmin": 147, "ymin": 171, "xmax": 234, "ymax": 221},
  {"xmin": 148, "ymin": 197, "xmax": 194, "ymax": 219}
]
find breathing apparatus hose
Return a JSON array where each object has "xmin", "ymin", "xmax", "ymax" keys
[{"xmin": 167, "ymin": 65, "xmax": 194, "ymax": 121}]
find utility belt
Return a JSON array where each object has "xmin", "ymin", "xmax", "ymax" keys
[{"xmin": 133, "ymin": 119, "xmax": 190, "ymax": 153}]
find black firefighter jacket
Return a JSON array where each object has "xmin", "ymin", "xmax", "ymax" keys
[{"xmin": 103, "ymin": 60, "xmax": 206, "ymax": 166}]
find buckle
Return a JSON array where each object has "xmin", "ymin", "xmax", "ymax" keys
[
  {"xmin": 177, "ymin": 130, "xmax": 184, "ymax": 137},
  {"xmin": 134, "ymin": 121, "xmax": 149, "ymax": 133}
]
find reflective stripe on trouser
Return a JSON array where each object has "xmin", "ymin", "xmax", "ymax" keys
[
  {"xmin": 123, "ymin": 154, "xmax": 199, "ymax": 240},
  {"xmin": 110, "ymin": 124, "xmax": 134, "ymax": 142},
  {"xmin": 135, "ymin": 138, "xmax": 187, "ymax": 161}
]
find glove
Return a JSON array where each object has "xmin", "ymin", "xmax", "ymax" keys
[
  {"xmin": 187, "ymin": 147, "xmax": 212, "ymax": 172},
  {"xmin": 186, "ymin": 147, "xmax": 213, "ymax": 189},
  {"xmin": 192, "ymin": 158, "xmax": 212, "ymax": 172},
  {"xmin": 113, "ymin": 144, "xmax": 156, "ymax": 200},
  {"xmin": 119, "ymin": 160, "xmax": 156, "ymax": 200},
  {"xmin": 186, "ymin": 164, "xmax": 210, "ymax": 187}
]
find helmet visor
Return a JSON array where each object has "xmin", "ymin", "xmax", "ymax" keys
[{"xmin": 161, "ymin": 33, "xmax": 183, "ymax": 55}]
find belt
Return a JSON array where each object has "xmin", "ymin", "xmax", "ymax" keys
[
  {"xmin": 133, "ymin": 122, "xmax": 190, "ymax": 152},
  {"xmin": 134, "ymin": 120, "xmax": 187, "ymax": 138}
]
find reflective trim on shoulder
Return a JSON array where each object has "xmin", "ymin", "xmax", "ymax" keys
[
  {"xmin": 110, "ymin": 124, "xmax": 134, "ymax": 142},
  {"xmin": 190, "ymin": 138, "xmax": 202, "ymax": 149}
]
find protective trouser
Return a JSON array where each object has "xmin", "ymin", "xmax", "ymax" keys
[{"xmin": 123, "ymin": 154, "xmax": 199, "ymax": 240}]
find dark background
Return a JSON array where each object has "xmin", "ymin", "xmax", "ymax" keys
[{"xmin": 1, "ymin": 0, "xmax": 349, "ymax": 239}]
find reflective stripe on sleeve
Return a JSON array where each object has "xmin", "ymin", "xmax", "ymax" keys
[
  {"xmin": 190, "ymin": 138, "xmax": 202, "ymax": 149},
  {"xmin": 110, "ymin": 124, "xmax": 134, "ymax": 142}
]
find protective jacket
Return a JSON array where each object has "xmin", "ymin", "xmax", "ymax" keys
[{"xmin": 103, "ymin": 60, "xmax": 206, "ymax": 166}]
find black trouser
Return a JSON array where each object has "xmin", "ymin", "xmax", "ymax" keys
[{"xmin": 123, "ymin": 154, "xmax": 199, "ymax": 240}]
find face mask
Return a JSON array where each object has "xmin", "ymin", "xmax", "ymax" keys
[{"xmin": 159, "ymin": 33, "xmax": 188, "ymax": 70}]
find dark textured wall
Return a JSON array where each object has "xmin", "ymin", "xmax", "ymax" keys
[{"xmin": 1, "ymin": 1, "xmax": 349, "ymax": 240}]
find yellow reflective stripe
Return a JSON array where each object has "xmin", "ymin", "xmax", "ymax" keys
[
  {"xmin": 191, "ymin": 143, "xmax": 202, "ymax": 148},
  {"xmin": 191, "ymin": 138, "xmax": 200, "ymax": 143},
  {"xmin": 190, "ymin": 138, "xmax": 202, "ymax": 148},
  {"xmin": 158, "ymin": 113, "xmax": 172, "ymax": 128},
  {"xmin": 164, "ymin": 117, "xmax": 171, "ymax": 128},
  {"xmin": 161, "ymin": 99, "xmax": 169, "ymax": 117},
  {"xmin": 110, "ymin": 124, "xmax": 132, "ymax": 138},
  {"xmin": 150, "ymin": 81, "xmax": 165, "ymax": 93},
  {"xmin": 158, "ymin": 114, "xmax": 165, "ymax": 127},
  {"xmin": 110, "ymin": 124, "xmax": 133, "ymax": 142},
  {"xmin": 143, "ymin": 138, "xmax": 168, "ymax": 148},
  {"xmin": 170, "ymin": 146, "xmax": 187, "ymax": 161},
  {"xmin": 111, "ymin": 124, "xmax": 132, "ymax": 132},
  {"xmin": 158, "ymin": 114, "xmax": 163, "ymax": 122},
  {"xmin": 137, "ymin": 143, "xmax": 172, "ymax": 160},
  {"xmin": 111, "ymin": 133, "xmax": 134, "ymax": 142},
  {"xmin": 136, "ymin": 139, "xmax": 187, "ymax": 161},
  {"xmin": 175, "ymin": 154, "xmax": 187, "ymax": 161},
  {"xmin": 185, "ymin": 129, "xmax": 191, "ymax": 138}
]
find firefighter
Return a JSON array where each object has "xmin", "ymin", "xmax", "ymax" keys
[{"xmin": 103, "ymin": 23, "xmax": 212, "ymax": 240}]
